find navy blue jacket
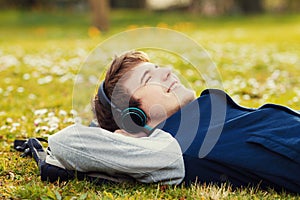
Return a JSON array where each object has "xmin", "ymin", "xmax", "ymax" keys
[{"xmin": 159, "ymin": 89, "xmax": 300, "ymax": 193}]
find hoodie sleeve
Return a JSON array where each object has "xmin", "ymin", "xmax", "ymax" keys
[{"xmin": 47, "ymin": 124, "xmax": 184, "ymax": 184}]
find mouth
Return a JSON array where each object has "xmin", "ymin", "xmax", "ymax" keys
[{"xmin": 167, "ymin": 81, "xmax": 178, "ymax": 93}]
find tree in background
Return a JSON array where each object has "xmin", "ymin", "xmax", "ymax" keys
[
  {"xmin": 189, "ymin": 0, "xmax": 236, "ymax": 16},
  {"xmin": 188, "ymin": 0, "xmax": 299, "ymax": 15},
  {"xmin": 189, "ymin": 0, "xmax": 264, "ymax": 15},
  {"xmin": 235, "ymin": 0, "xmax": 263, "ymax": 13},
  {"xmin": 110, "ymin": 0, "xmax": 145, "ymax": 8},
  {"xmin": 264, "ymin": 0, "xmax": 300, "ymax": 13},
  {"xmin": 89, "ymin": 0, "xmax": 110, "ymax": 31},
  {"xmin": 0, "ymin": 0, "xmax": 299, "ymax": 29}
]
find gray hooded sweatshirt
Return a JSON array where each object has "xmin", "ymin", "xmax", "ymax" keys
[{"xmin": 46, "ymin": 124, "xmax": 184, "ymax": 184}]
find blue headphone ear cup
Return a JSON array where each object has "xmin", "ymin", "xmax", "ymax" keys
[
  {"xmin": 121, "ymin": 107, "xmax": 147, "ymax": 133},
  {"xmin": 98, "ymin": 82, "xmax": 152, "ymax": 133}
]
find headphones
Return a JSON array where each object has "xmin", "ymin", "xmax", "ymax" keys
[{"xmin": 97, "ymin": 81, "xmax": 153, "ymax": 133}]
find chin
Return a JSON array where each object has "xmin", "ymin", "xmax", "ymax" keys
[
  {"xmin": 186, "ymin": 88, "xmax": 196, "ymax": 99},
  {"xmin": 179, "ymin": 90, "xmax": 196, "ymax": 107}
]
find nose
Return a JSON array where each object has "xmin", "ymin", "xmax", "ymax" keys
[{"xmin": 157, "ymin": 67, "xmax": 172, "ymax": 82}]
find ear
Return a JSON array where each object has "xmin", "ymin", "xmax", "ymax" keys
[{"xmin": 114, "ymin": 129, "xmax": 148, "ymax": 138}]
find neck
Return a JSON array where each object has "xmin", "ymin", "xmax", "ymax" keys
[{"xmin": 147, "ymin": 116, "xmax": 169, "ymax": 130}]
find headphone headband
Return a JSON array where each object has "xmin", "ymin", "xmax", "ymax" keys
[{"xmin": 97, "ymin": 82, "xmax": 121, "ymax": 112}]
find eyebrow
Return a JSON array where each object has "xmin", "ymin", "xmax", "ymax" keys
[{"xmin": 140, "ymin": 69, "xmax": 150, "ymax": 84}]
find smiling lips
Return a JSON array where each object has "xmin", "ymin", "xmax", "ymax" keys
[{"xmin": 167, "ymin": 81, "xmax": 179, "ymax": 93}]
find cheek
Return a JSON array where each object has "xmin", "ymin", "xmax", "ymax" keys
[
  {"xmin": 147, "ymin": 85, "xmax": 165, "ymax": 94},
  {"xmin": 148, "ymin": 104, "xmax": 168, "ymax": 119},
  {"xmin": 136, "ymin": 85, "xmax": 165, "ymax": 101}
]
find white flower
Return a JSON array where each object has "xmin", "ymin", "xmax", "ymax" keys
[
  {"xmin": 21, "ymin": 116, "xmax": 27, "ymax": 121},
  {"xmin": 89, "ymin": 75, "xmax": 98, "ymax": 84},
  {"xmin": 28, "ymin": 94, "xmax": 37, "ymax": 100},
  {"xmin": 47, "ymin": 112, "xmax": 55, "ymax": 117},
  {"xmin": 242, "ymin": 94, "xmax": 250, "ymax": 100},
  {"xmin": 10, "ymin": 127, "xmax": 17, "ymax": 132},
  {"xmin": 59, "ymin": 110, "xmax": 67, "ymax": 116},
  {"xmin": 51, "ymin": 65, "xmax": 65, "ymax": 76},
  {"xmin": 41, "ymin": 126, "xmax": 49, "ymax": 131},
  {"xmin": 23, "ymin": 73, "xmax": 31, "ymax": 80},
  {"xmin": 37, "ymin": 76, "xmax": 53, "ymax": 85},
  {"xmin": 47, "ymin": 116, "xmax": 60, "ymax": 124},
  {"xmin": 0, "ymin": 54, "xmax": 20, "ymax": 68},
  {"xmin": 34, "ymin": 118, "xmax": 42, "ymax": 126},
  {"xmin": 49, "ymin": 123, "xmax": 59, "ymax": 132},
  {"xmin": 12, "ymin": 123, "xmax": 20, "ymax": 127},
  {"xmin": 34, "ymin": 109, "xmax": 48, "ymax": 116},
  {"xmin": 63, "ymin": 117, "xmax": 75, "ymax": 123},
  {"xmin": 35, "ymin": 127, "xmax": 41, "ymax": 133},
  {"xmin": 6, "ymin": 86, "xmax": 14, "ymax": 92},
  {"xmin": 70, "ymin": 109, "xmax": 78, "ymax": 116},
  {"xmin": 59, "ymin": 73, "xmax": 74, "ymax": 83},
  {"xmin": 6, "ymin": 118, "xmax": 13, "ymax": 123},
  {"xmin": 185, "ymin": 69, "xmax": 194, "ymax": 77},
  {"xmin": 17, "ymin": 87, "xmax": 24, "ymax": 93}
]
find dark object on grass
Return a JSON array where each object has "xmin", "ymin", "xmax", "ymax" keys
[{"xmin": 13, "ymin": 138, "xmax": 121, "ymax": 184}]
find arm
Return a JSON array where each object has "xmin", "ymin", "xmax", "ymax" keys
[{"xmin": 47, "ymin": 124, "xmax": 184, "ymax": 184}]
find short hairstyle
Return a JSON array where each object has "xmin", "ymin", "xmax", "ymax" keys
[{"xmin": 93, "ymin": 51, "xmax": 150, "ymax": 132}]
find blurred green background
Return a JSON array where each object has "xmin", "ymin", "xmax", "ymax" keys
[{"xmin": 0, "ymin": 0, "xmax": 300, "ymax": 199}]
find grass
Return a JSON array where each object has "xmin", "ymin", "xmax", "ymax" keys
[{"xmin": 0, "ymin": 8, "xmax": 300, "ymax": 199}]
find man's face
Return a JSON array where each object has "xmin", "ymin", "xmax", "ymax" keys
[{"xmin": 122, "ymin": 62, "xmax": 196, "ymax": 125}]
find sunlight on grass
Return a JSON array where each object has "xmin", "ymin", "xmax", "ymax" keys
[{"xmin": 0, "ymin": 9, "xmax": 300, "ymax": 199}]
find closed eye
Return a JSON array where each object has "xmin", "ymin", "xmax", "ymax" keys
[
  {"xmin": 145, "ymin": 76, "xmax": 151, "ymax": 84},
  {"xmin": 140, "ymin": 70, "xmax": 150, "ymax": 85},
  {"xmin": 140, "ymin": 65, "xmax": 159, "ymax": 85},
  {"xmin": 145, "ymin": 65, "xmax": 159, "ymax": 84}
]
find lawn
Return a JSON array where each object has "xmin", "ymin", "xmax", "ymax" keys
[{"xmin": 0, "ymin": 9, "xmax": 300, "ymax": 199}]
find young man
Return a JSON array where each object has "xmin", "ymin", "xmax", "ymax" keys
[
  {"xmin": 48, "ymin": 51, "xmax": 300, "ymax": 193},
  {"xmin": 47, "ymin": 51, "xmax": 186, "ymax": 184}
]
